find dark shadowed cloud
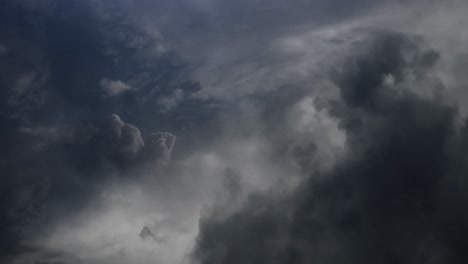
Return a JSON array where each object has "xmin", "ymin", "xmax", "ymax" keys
[
  {"xmin": 193, "ymin": 30, "xmax": 468, "ymax": 264},
  {"xmin": 0, "ymin": 1, "xmax": 209, "ymax": 262},
  {"xmin": 2, "ymin": 0, "xmax": 468, "ymax": 263}
]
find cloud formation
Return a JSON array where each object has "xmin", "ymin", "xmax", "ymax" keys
[
  {"xmin": 100, "ymin": 78, "xmax": 135, "ymax": 96},
  {"xmin": 2, "ymin": 0, "xmax": 468, "ymax": 264},
  {"xmin": 193, "ymin": 29, "xmax": 468, "ymax": 264}
]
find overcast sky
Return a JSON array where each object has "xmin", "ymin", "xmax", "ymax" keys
[{"xmin": 2, "ymin": 0, "xmax": 468, "ymax": 263}]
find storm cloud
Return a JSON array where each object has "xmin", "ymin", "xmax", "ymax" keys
[
  {"xmin": 2, "ymin": 0, "xmax": 468, "ymax": 263},
  {"xmin": 194, "ymin": 30, "xmax": 468, "ymax": 264}
]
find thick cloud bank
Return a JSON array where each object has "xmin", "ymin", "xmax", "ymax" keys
[
  {"xmin": 2, "ymin": 0, "xmax": 468, "ymax": 263},
  {"xmin": 194, "ymin": 31, "xmax": 468, "ymax": 264}
]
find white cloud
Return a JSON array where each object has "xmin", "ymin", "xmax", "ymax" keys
[{"xmin": 100, "ymin": 78, "xmax": 135, "ymax": 96}]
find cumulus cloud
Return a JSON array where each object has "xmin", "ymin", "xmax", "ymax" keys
[
  {"xmin": 3, "ymin": 0, "xmax": 468, "ymax": 264},
  {"xmin": 149, "ymin": 132, "xmax": 176, "ymax": 161},
  {"xmin": 100, "ymin": 78, "xmax": 135, "ymax": 96},
  {"xmin": 96, "ymin": 114, "xmax": 145, "ymax": 161},
  {"xmin": 193, "ymin": 30, "xmax": 468, "ymax": 264}
]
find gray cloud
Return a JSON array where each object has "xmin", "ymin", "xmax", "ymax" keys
[
  {"xmin": 100, "ymin": 78, "xmax": 135, "ymax": 96},
  {"xmin": 0, "ymin": 2, "xmax": 194, "ymax": 261},
  {"xmin": 89, "ymin": 114, "xmax": 145, "ymax": 162},
  {"xmin": 3, "ymin": 0, "xmax": 468, "ymax": 264},
  {"xmin": 193, "ymin": 30, "xmax": 468, "ymax": 264},
  {"xmin": 157, "ymin": 89, "xmax": 185, "ymax": 113}
]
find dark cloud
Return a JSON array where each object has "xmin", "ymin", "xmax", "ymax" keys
[
  {"xmin": 63, "ymin": 114, "xmax": 147, "ymax": 170},
  {"xmin": 193, "ymin": 30, "xmax": 468, "ymax": 264},
  {"xmin": 0, "ymin": 1, "xmax": 212, "ymax": 261},
  {"xmin": 195, "ymin": 194, "xmax": 293, "ymax": 264},
  {"xmin": 331, "ymin": 30, "xmax": 440, "ymax": 109},
  {"xmin": 2, "ymin": 0, "xmax": 468, "ymax": 263}
]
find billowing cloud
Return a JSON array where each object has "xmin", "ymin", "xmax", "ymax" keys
[
  {"xmin": 2, "ymin": 0, "xmax": 468, "ymax": 264},
  {"xmin": 193, "ymin": 30, "xmax": 468, "ymax": 264}
]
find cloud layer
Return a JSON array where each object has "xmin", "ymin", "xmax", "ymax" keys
[{"xmin": 2, "ymin": 0, "xmax": 468, "ymax": 263}]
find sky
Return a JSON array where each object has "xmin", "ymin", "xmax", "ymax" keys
[{"xmin": 2, "ymin": 0, "xmax": 468, "ymax": 263}]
